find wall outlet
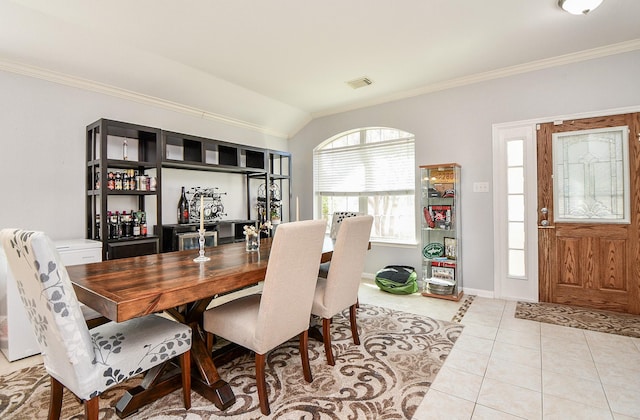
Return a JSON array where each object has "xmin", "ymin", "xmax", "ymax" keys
[{"xmin": 473, "ymin": 182, "xmax": 489, "ymax": 193}]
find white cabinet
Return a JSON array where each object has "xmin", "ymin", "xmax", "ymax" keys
[
  {"xmin": 55, "ymin": 239, "xmax": 102, "ymax": 265},
  {"xmin": 0, "ymin": 239, "xmax": 101, "ymax": 361}
]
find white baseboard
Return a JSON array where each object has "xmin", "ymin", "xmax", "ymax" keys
[
  {"xmin": 499, "ymin": 295, "xmax": 538, "ymax": 303},
  {"xmin": 461, "ymin": 288, "xmax": 494, "ymax": 299}
]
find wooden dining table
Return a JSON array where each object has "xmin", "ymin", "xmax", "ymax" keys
[{"xmin": 67, "ymin": 236, "xmax": 335, "ymax": 417}]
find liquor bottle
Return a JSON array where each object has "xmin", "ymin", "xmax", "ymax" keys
[
  {"xmin": 122, "ymin": 172, "xmax": 129, "ymax": 191},
  {"xmin": 133, "ymin": 211, "xmax": 141, "ymax": 237},
  {"xmin": 95, "ymin": 214, "xmax": 101, "ymax": 240},
  {"xmin": 115, "ymin": 172, "xmax": 122, "ymax": 190},
  {"xmin": 122, "ymin": 211, "xmax": 132, "ymax": 237},
  {"xmin": 108, "ymin": 211, "xmax": 118, "ymax": 239},
  {"xmin": 141, "ymin": 212, "xmax": 148, "ymax": 236},
  {"xmin": 178, "ymin": 187, "xmax": 189, "ymax": 224},
  {"xmin": 107, "ymin": 172, "xmax": 115, "ymax": 190},
  {"xmin": 116, "ymin": 211, "xmax": 123, "ymax": 238},
  {"xmin": 129, "ymin": 170, "xmax": 137, "ymax": 191}
]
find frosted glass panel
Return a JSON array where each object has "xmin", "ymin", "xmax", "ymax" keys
[
  {"xmin": 507, "ymin": 139, "xmax": 523, "ymax": 166},
  {"xmin": 508, "ymin": 222, "xmax": 525, "ymax": 249},
  {"xmin": 508, "ymin": 195, "xmax": 524, "ymax": 222},
  {"xmin": 508, "ymin": 167, "xmax": 524, "ymax": 194},
  {"xmin": 508, "ymin": 249, "xmax": 525, "ymax": 277},
  {"xmin": 552, "ymin": 126, "xmax": 629, "ymax": 223}
]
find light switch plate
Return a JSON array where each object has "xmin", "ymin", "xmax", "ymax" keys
[{"xmin": 473, "ymin": 182, "xmax": 489, "ymax": 193}]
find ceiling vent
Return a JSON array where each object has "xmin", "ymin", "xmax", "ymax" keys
[{"xmin": 346, "ymin": 77, "xmax": 373, "ymax": 89}]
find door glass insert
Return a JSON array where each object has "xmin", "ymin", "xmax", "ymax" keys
[{"xmin": 552, "ymin": 126, "xmax": 630, "ymax": 223}]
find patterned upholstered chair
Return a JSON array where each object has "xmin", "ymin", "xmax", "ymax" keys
[
  {"xmin": 203, "ymin": 219, "xmax": 327, "ymax": 415},
  {"xmin": 318, "ymin": 211, "xmax": 361, "ymax": 278},
  {"xmin": 0, "ymin": 229, "xmax": 192, "ymax": 419},
  {"xmin": 311, "ymin": 215, "xmax": 373, "ymax": 365},
  {"xmin": 329, "ymin": 211, "xmax": 361, "ymax": 240}
]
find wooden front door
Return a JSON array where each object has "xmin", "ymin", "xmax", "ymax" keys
[{"xmin": 537, "ymin": 113, "xmax": 640, "ymax": 314}]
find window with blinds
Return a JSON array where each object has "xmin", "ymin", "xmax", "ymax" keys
[{"xmin": 313, "ymin": 127, "xmax": 415, "ymax": 243}]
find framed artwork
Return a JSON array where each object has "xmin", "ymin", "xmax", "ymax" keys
[
  {"xmin": 444, "ymin": 237, "xmax": 456, "ymax": 259},
  {"xmin": 431, "ymin": 265, "xmax": 455, "ymax": 281},
  {"xmin": 428, "ymin": 205, "xmax": 451, "ymax": 229}
]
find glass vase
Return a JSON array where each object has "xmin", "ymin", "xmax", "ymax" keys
[{"xmin": 245, "ymin": 234, "xmax": 259, "ymax": 252}]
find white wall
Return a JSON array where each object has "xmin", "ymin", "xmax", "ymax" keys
[
  {"xmin": 3, "ymin": 51, "xmax": 640, "ymax": 296},
  {"xmin": 160, "ymin": 168, "xmax": 247, "ymax": 225},
  {"xmin": 0, "ymin": 70, "xmax": 287, "ymax": 241},
  {"xmin": 290, "ymin": 50, "xmax": 640, "ymax": 294}
]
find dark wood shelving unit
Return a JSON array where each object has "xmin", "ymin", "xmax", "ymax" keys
[
  {"xmin": 86, "ymin": 119, "xmax": 162, "ymax": 260},
  {"xmin": 87, "ymin": 119, "xmax": 292, "ymax": 259}
]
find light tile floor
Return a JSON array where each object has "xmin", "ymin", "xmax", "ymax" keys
[
  {"xmin": 399, "ymin": 295, "xmax": 640, "ymax": 420},
  {"xmin": 3, "ymin": 280, "xmax": 640, "ymax": 420}
]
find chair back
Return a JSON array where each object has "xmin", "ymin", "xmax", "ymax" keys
[
  {"xmin": 329, "ymin": 211, "xmax": 361, "ymax": 239},
  {"xmin": 0, "ymin": 229, "xmax": 95, "ymax": 393},
  {"xmin": 255, "ymin": 220, "xmax": 326, "ymax": 351},
  {"xmin": 322, "ymin": 215, "xmax": 373, "ymax": 313}
]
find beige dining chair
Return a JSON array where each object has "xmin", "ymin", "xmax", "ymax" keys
[
  {"xmin": 202, "ymin": 219, "xmax": 327, "ymax": 415},
  {"xmin": 0, "ymin": 229, "xmax": 192, "ymax": 419},
  {"xmin": 311, "ymin": 215, "xmax": 373, "ymax": 365}
]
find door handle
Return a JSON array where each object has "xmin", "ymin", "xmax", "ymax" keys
[{"xmin": 539, "ymin": 207, "xmax": 553, "ymax": 227}]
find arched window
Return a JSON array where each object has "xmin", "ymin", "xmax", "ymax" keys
[{"xmin": 313, "ymin": 127, "xmax": 415, "ymax": 243}]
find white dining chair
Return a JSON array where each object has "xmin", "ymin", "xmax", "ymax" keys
[
  {"xmin": 202, "ymin": 219, "xmax": 327, "ymax": 415},
  {"xmin": 0, "ymin": 229, "xmax": 192, "ymax": 419},
  {"xmin": 311, "ymin": 215, "xmax": 373, "ymax": 365}
]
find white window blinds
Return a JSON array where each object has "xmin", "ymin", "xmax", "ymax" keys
[{"xmin": 314, "ymin": 138, "xmax": 415, "ymax": 195}]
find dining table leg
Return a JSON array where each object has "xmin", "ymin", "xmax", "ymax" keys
[
  {"xmin": 189, "ymin": 322, "xmax": 236, "ymax": 410},
  {"xmin": 112, "ymin": 309, "xmax": 235, "ymax": 416},
  {"xmin": 115, "ymin": 362, "xmax": 184, "ymax": 417}
]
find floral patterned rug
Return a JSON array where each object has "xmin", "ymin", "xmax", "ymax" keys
[
  {"xmin": 0, "ymin": 304, "xmax": 463, "ymax": 420},
  {"xmin": 515, "ymin": 301, "xmax": 640, "ymax": 338}
]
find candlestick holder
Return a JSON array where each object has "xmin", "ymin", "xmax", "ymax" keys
[{"xmin": 193, "ymin": 228, "xmax": 211, "ymax": 262}]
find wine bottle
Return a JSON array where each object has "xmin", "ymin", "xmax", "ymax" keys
[
  {"xmin": 141, "ymin": 212, "xmax": 148, "ymax": 236},
  {"xmin": 133, "ymin": 210, "xmax": 141, "ymax": 237},
  {"xmin": 116, "ymin": 211, "xmax": 123, "ymax": 238},
  {"xmin": 95, "ymin": 215, "xmax": 101, "ymax": 240},
  {"xmin": 178, "ymin": 187, "xmax": 189, "ymax": 224}
]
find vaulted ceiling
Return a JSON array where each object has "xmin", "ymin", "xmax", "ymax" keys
[{"xmin": 1, "ymin": 0, "xmax": 639, "ymax": 138}]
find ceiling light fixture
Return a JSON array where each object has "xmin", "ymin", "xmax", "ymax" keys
[{"xmin": 558, "ymin": 0, "xmax": 603, "ymax": 15}]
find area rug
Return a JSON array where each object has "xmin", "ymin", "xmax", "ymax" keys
[
  {"xmin": 515, "ymin": 301, "xmax": 640, "ymax": 338},
  {"xmin": 0, "ymin": 304, "xmax": 463, "ymax": 419}
]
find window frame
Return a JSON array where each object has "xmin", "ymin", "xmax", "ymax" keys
[{"xmin": 313, "ymin": 127, "xmax": 416, "ymax": 244}]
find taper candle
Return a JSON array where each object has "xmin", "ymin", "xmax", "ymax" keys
[{"xmin": 200, "ymin": 196, "xmax": 204, "ymax": 231}]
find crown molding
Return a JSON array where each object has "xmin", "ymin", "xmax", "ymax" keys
[
  {"xmin": 3, "ymin": 38, "xmax": 639, "ymax": 137},
  {"xmin": 0, "ymin": 59, "xmax": 290, "ymax": 139},
  {"xmin": 313, "ymin": 39, "xmax": 640, "ymax": 119}
]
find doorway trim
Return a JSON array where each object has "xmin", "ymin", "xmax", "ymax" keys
[{"xmin": 491, "ymin": 105, "xmax": 640, "ymax": 302}]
